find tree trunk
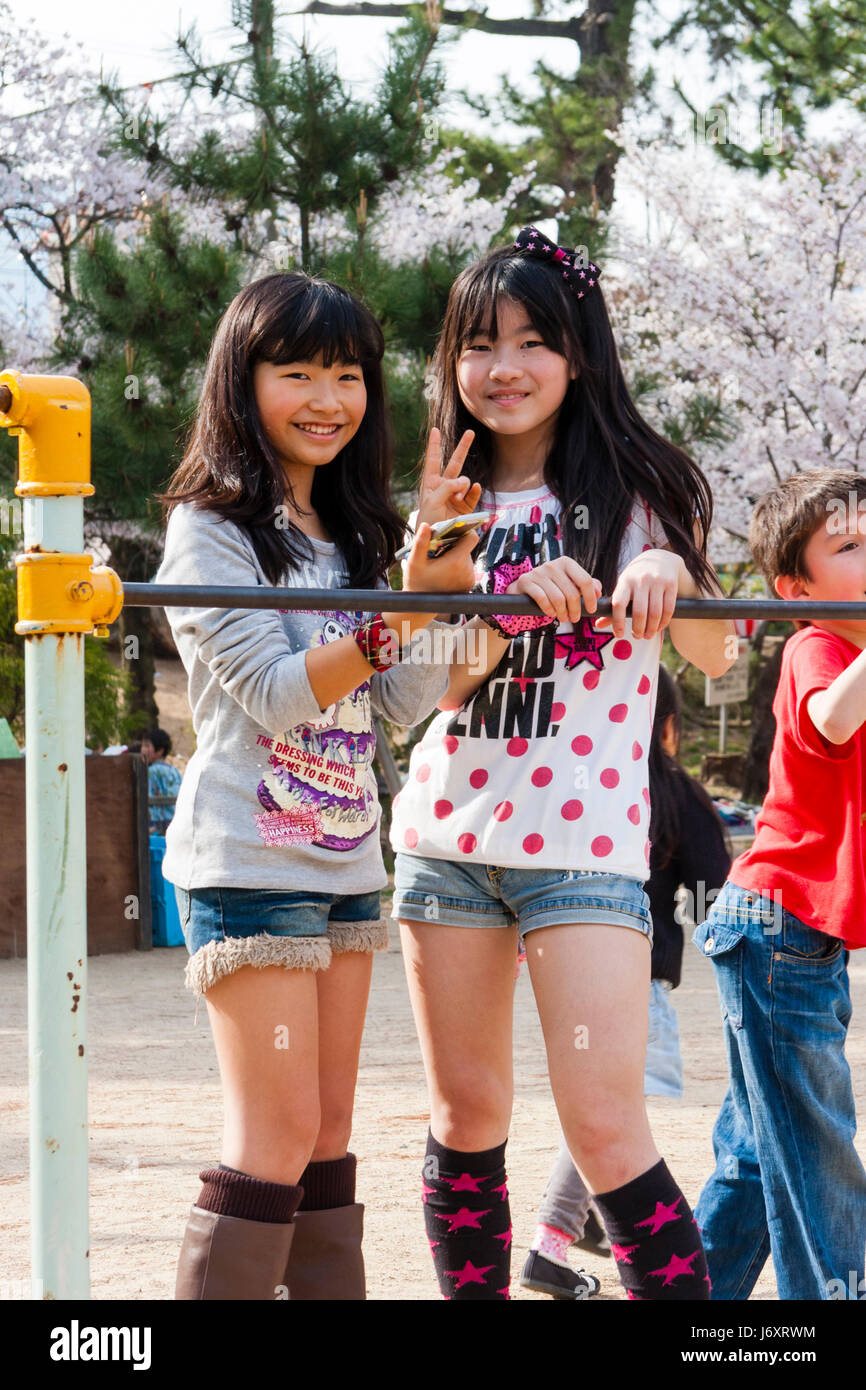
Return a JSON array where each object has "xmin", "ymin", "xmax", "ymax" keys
[
  {"xmin": 105, "ymin": 533, "xmax": 164, "ymax": 731},
  {"xmin": 741, "ymin": 632, "xmax": 791, "ymax": 804}
]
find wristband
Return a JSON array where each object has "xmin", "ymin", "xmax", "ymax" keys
[
  {"xmin": 482, "ymin": 610, "xmax": 557, "ymax": 639},
  {"xmin": 484, "ymin": 557, "xmax": 558, "ymax": 638},
  {"xmin": 353, "ymin": 613, "xmax": 400, "ymax": 671}
]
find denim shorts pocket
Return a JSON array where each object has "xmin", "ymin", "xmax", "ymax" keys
[
  {"xmin": 693, "ymin": 919, "xmax": 746, "ymax": 1029},
  {"xmin": 175, "ymin": 885, "xmax": 191, "ymax": 929},
  {"xmin": 778, "ymin": 915, "xmax": 843, "ymax": 964}
]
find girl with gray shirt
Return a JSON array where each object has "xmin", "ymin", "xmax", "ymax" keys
[{"xmin": 156, "ymin": 273, "xmax": 479, "ymax": 1300}]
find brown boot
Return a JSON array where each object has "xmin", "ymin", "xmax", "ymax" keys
[
  {"xmin": 285, "ymin": 1204, "xmax": 366, "ymax": 1300},
  {"xmin": 175, "ymin": 1205, "xmax": 296, "ymax": 1300}
]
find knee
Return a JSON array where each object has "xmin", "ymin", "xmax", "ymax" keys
[
  {"xmin": 311, "ymin": 1104, "xmax": 354, "ymax": 1161},
  {"xmin": 431, "ymin": 1072, "xmax": 511, "ymax": 1152}
]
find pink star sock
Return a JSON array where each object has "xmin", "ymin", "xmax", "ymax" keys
[
  {"xmin": 593, "ymin": 1158, "xmax": 710, "ymax": 1301},
  {"xmin": 422, "ymin": 1131, "xmax": 512, "ymax": 1300}
]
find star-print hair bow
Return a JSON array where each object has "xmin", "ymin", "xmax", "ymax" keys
[{"xmin": 512, "ymin": 226, "xmax": 601, "ymax": 302}]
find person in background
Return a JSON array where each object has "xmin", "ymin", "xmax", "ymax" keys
[
  {"xmin": 142, "ymin": 727, "xmax": 183, "ymax": 835},
  {"xmin": 520, "ymin": 664, "xmax": 732, "ymax": 1299}
]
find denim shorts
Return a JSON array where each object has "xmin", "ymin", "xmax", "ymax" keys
[
  {"xmin": 174, "ymin": 885, "xmax": 387, "ymax": 996},
  {"xmin": 391, "ymin": 852, "xmax": 652, "ymax": 941}
]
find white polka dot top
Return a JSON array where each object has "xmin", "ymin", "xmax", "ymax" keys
[{"xmin": 389, "ymin": 486, "xmax": 668, "ymax": 879}]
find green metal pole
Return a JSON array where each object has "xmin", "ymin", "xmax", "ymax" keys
[{"xmin": 22, "ymin": 494, "xmax": 90, "ymax": 1300}]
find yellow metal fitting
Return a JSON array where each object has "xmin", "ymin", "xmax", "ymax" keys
[
  {"xmin": 15, "ymin": 553, "xmax": 124, "ymax": 636},
  {"xmin": 0, "ymin": 370, "xmax": 95, "ymax": 497}
]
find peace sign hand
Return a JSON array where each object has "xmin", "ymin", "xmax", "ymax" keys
[{"xmin": 416, "ymin": 428, "xmax": 483, "ymax": 529}]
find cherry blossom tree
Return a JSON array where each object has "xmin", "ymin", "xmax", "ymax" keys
[{"xmin": 606, "ymin": 124, "xmax": 866, "ymax": 564}]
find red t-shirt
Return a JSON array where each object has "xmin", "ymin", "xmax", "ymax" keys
[{"xmin": 729, "ymin": 626, "xmax": 866, "ymax": 947}]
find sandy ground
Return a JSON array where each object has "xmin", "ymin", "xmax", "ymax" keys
[{"xmin": 2, "ymin": 920, "xmax": 864, "ymax": 1301}]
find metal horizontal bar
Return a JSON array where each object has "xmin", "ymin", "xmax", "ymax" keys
[{"xmin": 121, "ymin": 584, "xmax": 866, "ymax": 621}]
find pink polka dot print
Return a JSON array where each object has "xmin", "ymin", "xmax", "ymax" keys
[
  {"xmin": 637, "ymin": 675, "xmax": 651, "ymax": 695},
  {"xmin": 404, "ymin": 828, "xmax": 419, "ymax": 849},
  {"xmin": 507, "ymin": 738, "xmax": 528, "ymax": 756},
  {"xmin": 572, "ymin": 735, "xmax": 593, "ymax": 755},
  {"xmin": 434, "ymin": 800, "xmax": 453, "ymax": 819},
  {"xmin": 523, "ymin": 833, "xmax": 544, "ymax": 854},
  {"xmin": 494, "ymin": 801, "xmax": 513, "ymax": 821},
  {"xmin": 627, "ymin": 804, "xmax": 641, "ymax": 825},
  {"xmin": 416, "ymin": 763, "xmax": 431, "ymax": 782},
  {"xmin": 443, "ymin": 735, "xmax": 459, "ymax": 754},
  {"xmin": 469, "ymin": 768, "xmax": 488, "ymax": 789},
  {"xmin": 458, "ymin": 833, "xmax": 477, "ymax": 854},
  {"xmin": 600, "ymin": 768, "xmax": 620, "ymax": 789},
  {"xmin": 583, "ymin": 670, "xmax": 600, "ymax": 691},
  {"xmin": 609, "ymin": 703, "xmax": 628, "ymax": 723},
  {"xmin": 551, "ymin": 702, "xmax": 566, "ymax": 722},
  {"xmin": 613, "ymin": 640, "xmax": 632, "ymax": 660},
  {"xmin": 632, "ymin": 741, "xmax": 643, "ymax": 760},
  {"xmin": 531, "ymin": 767, "xmax": 553, "ymax": 787},
  {"xmin": 561, "ymin": 800, "xmax": 583, "ymax": 820},
  {"xmin": 591, "ymin": 836, "xmax": 613, "ymax": 857}
]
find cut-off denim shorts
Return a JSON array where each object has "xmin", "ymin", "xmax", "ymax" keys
[
  {"xmin": 391, "ymin": 852, "xmax": 652, "ymax": 942},
  {"xmin": 174, "ymin": 884, "xmax": 387, "ymax": 998}
]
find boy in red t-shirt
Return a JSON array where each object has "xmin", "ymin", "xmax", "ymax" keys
[{"xmin": 694, "ymin": 469, "xmax": 866, "ymax": 1301}]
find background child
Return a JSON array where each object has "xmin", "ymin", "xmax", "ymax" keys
[
  {"xmin": 521, "ymin": 665, "xmax": 732, "ymax": 1299},
  {"xmin": 391, "ymin": 228, "xmax": 735, "ymax": 1300},
  {"xmin": 694, "ymin": 468, "xmax": 866, "ymax": 1300},
  {"xmin": 155, "ymin": 271, "xmax": 479, "ymax": 1300}
]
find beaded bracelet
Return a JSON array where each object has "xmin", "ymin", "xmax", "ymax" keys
[{"xmin": 353, "ymin": 613, "xmax": 400, "ymax": 671}]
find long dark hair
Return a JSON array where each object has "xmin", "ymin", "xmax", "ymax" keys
[
  {"xmin": 429, "ymin": 243, "xmax": 717, "ymax": 597},
  {"xmin": 159, "ymin": 272, "xmax": 404, "ymax": 586},
  {"xmin": 648, "ymin": 665, "xmax": 728, "ymax": 867}
]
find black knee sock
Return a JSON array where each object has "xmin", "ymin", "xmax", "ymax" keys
[
  {"xmin": 296, "ymin": 1154, "xmax": 357, "ymax": 1211},
  {"xmin": 593, "ymin": 1159, "xmax": 710, "ymax": 1301},
  {"xmin": 199, "ymin": 1167, "xmax": 303, "ymax": 1223},
  {"xmin": 422, "ymin": 1132, "xmax": 512, "ymax": 1300}
]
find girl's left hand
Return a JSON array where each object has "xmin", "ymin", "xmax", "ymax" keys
[
  {"xmin": 595, "ymin": 550, "xmax": 684, "ymax": 639},
  {"xmin": 416, "ymin": 428, "xmax": 482, "ymax": 530}
]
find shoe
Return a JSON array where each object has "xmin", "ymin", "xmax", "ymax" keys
[
  {"xmin": 284, "ymin": 1204, "xmax": 366, "ymax": 1300},
  {"xmin": 574, "ymin": 1204, "xmax": 612, "ymax": 1258},
  {"xmin": 175, "ymin": 1205, "xmax": 296, "ymax": 1300},
  {"xmin": 519, "ymin": 1249, "xmax": 601, "ymax": 1301}
]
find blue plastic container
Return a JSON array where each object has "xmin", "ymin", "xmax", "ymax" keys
[{"xmin": 149, "ymin": 833, "xmax": 185, "ymax": 947}]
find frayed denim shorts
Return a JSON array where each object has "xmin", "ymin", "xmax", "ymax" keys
[
  {"xmin": 391, "ymin": 852, "xmax": 652, "ymax": 941},
  {"xmin": 174, "ymin": 885, "xmax": 387, "ymax": 997}
]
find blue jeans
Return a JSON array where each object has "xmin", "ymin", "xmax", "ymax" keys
[{"xmin": 693, "ymin": 882, "xmax": 866, "ymax": 1301}]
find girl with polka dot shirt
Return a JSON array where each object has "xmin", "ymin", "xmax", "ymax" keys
[{"xmin": 389, "ymin": 230, "xmax": 735, "ymax": 1301}]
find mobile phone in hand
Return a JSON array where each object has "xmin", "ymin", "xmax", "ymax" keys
[{"xmin": 395, "ymin": 511, "xmax": 496, "ymax": 563}]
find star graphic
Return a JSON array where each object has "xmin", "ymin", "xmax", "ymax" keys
[
  {"xmin": 435, "ymin": 1206, "xmax": 492, "ymax": 1232},
  {"xmin": 422, "ymin": 1182, "xmax": 436, "ymax": 1203},
  {"xmin": 554, "ymin": 617, "xmax": 613, "ymax": 671},
  {"xmin": 648, "ymin": 1249, "xmax": 702, "ymax": 1286},
  {"xmin": 611, "ymin": 1242, "xmax": 640, "ymax": 1264},
  {"xmin": 428, "ymin": 1238, "xmax": 440, "ymax": 1250},
  {"xmin": 636, "ymin": 1197, "xmax": 682, "ymax": 1235},
  {"xmin": 494, "ymin": 1227, "xmax": 513, "ymax": 1250},
  {"xmin": 497, "ymin": 1286, "xmax": 511, "ymax": 1299},
  {"xmin": 447, "ymin": 1172, "xmax": 486, "ymax": 1192},
  {"xmin": 491, "ymin": 1181, "xmax": 509, "ymax": 1202},
  {"xmin": 445, "ymin": 1260, "xmax": 496, "ymax": 1290},
  {"xmin": 512, "ymin": 674, "xmax": 536, "ymax": 695}
]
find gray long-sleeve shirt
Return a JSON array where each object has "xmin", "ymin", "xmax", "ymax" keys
[{"xmin": 155, "ymin": 502, "xmax": 452, "ymax": 892}]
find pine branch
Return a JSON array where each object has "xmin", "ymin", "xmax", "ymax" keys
[{"xmin": 292, "ymin": 2, "xmax": 588, "ymax": 45}]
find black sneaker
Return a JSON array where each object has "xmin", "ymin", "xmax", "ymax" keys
[
  {"xmin": 519, "ymin": 1250, "xmax": 601, "ymax": 1300},
  {"xmin": 574, "ymin": 1205, "xmax": 612, "ymax": 1258}
]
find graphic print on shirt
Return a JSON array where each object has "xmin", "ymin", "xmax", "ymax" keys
[
  {"xmin": 390, "ymin": 489, "xmax": 662, "ymax": 875},
  {"xmin": 446, "ymin": 508, "xmax": 613, "ymax": 743},
  {"xmin": 254, "ymin": 611, "xmax": 377, "ymax": 852}
]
